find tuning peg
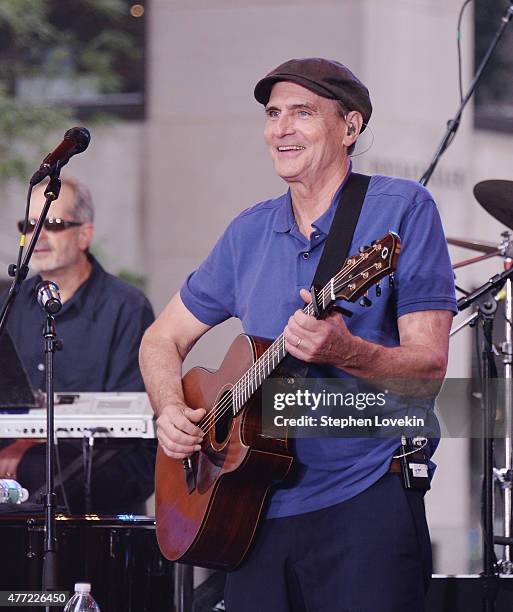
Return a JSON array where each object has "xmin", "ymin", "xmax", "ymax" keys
[
  {"xmin": 375, "ymin": 282, "xmax": 382, "ymax": 297},
  {"xmin": 389, "ymin": 274, "xmax": 395, "ymax": 289},
  {"xmin": 359, "ymin": 245, "xmax": 370, "ymax": 253},
  {"xmin": 359, "ymin": 295, "xmax": 372, "ymax": 308}
]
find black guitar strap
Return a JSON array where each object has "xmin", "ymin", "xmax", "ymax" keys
[
  {"xmin": 277, "ymin": 172, "xmax": 372, "ymax": 377},
  {"xmin": 312, "ymin": 172, "xmax": 371, "ymax": 288}
]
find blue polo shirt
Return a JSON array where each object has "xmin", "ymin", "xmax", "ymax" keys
[{"xmin": 181, "ymin": 174, "xmax": 457, "ymax": 518}]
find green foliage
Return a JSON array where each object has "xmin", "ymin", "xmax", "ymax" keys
[
  {"xmin": 0, "ymin": 0, "xmax": 141, "ymax": 182},
  {"xmin": 90, "ymin": 243, "xmax": 146, "ymax": 290},
  {"xmin": 117, "ymin": 269, "xmax": 147, "ymax": 291}
]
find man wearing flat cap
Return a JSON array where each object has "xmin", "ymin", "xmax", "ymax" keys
[{"xmin": 141, "ymin": 58, "xmax": 456, "ymax": 610}]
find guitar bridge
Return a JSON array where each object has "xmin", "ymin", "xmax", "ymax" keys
[{"xmin": 183, "ymin": 456, "xmax": 197, "ymax": 494}]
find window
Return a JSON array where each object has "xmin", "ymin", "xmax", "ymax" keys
[
  {"xmin": 474, "ymin": 0, "xmax": 513, "ymax": 132},
  {"xmin": 0, "ymin": 0, "xmax": 146, "ymax": 120}
]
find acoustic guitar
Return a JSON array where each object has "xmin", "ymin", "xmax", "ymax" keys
[{"xmin": 155, "ymin": 231, "xmax": 401, "ymax": 570}]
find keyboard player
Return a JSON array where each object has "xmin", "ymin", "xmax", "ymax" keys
[{"xmin": 0, "ymin": 176, "xmax": 156, "ymax": 514}]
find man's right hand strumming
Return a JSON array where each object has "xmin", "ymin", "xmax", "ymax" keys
[{"xmin": 156, "ymin": 403, "xmax": 205, "ymax": 459}]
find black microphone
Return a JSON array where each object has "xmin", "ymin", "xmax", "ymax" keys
[
  {"xmin": 36, "ymin": 281, "xmax": 62, "ymax": 315},
  {"xmin": 30, "ymin": 127, "xmax": 91, "ymax": 186}
]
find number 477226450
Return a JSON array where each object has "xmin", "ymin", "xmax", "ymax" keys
[{"xmin": 0, "ymin": 591, "xmax": 69, "ymax": 607}]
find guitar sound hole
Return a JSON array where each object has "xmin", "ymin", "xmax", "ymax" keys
[{"xmin": 214, "ymin": 391, "xmax": 233, "ymax": 445}]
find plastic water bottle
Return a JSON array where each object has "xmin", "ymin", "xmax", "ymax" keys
[
  {"xmin": 63, "ymin": 583, "xmax": 100, "ymax": 612},
  {"xmin": 0, "ymin": 479, "xmax": 29, "ymax": 504}
]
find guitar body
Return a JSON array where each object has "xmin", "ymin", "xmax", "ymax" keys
[{"xmin": 155, "ymin": 334, "xmax": 295, "ymax": 570}]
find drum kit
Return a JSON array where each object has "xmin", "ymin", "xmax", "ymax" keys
[{"xmin": 448, "ymin": 179, "xmax": 513, "ymax": 577}]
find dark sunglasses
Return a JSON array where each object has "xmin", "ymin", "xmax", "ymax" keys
[{"xmin": 17, "ymin": 218, "xmax": 83, "ymax": 234}]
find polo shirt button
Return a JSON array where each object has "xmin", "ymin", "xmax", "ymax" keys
[
  {"xmin": 314, "ymin": 234, "xmax": 320, "ymax": 239},
  {"xmin": 302, "ymin": 252, "xmax": 310, "ymax": 259},
  {"xmin": 37, "ymin": 363, "xmax": 45, "ymax": 371}
]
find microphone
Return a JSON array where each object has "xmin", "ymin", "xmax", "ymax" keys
[
  {"xmin": 30, "ymin": 127, "xmax": 91, "ymax": 186},
  {"xmin": 36, "ymin": 280, "xmax": 62, "ymax": 315}
]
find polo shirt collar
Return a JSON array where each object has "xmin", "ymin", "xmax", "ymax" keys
[
  {"xmin": 273, "ymin": 162, "xmax": 353, "ymax": 235},
  {"xmin": 273, "ymin": 191, "xmax": 296, "ymax": 233}
]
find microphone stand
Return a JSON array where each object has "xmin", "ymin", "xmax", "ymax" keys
[
  {"xmin": 419, "ymin": 1, "xmax": 513, "ymax": 186},
  {"xmin": 27, "ymin": 172, "xmax": 65, "ymax": 609},
  {"xmin": 0, "ymin": 176, "xmax": 62, "ymax": 337},
  {"xmin": 477, "ymin": 296, "xmax": 499, "ymax": 612},
  {"xmin": 0, "ymin": 169, "xmax": 64, "ymax": 606},
  {"xmin": 41, "ymin": 308, "xmax": 63, "ymax": 609}
]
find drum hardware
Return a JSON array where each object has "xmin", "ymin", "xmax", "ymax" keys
[
  {"xmin": 449, "ymin": 179, "xmax": 513, "ymax": 580},
  {"xmin": 449, "ymin": 232, "xmax": 513, "ymax": 271},
  {"xmin": 452, "ymin": 251, "xmax": 503, "ymax": 270},
  {"xmin": 448, "ymin": 237, "xmax": 503, "ymax": 254},
  {"xmin": 174, "ymin": 564, "xmax": 193, "ymax": 612}
]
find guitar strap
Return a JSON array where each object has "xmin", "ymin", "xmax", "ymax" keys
[{"xmin": 312, "ymin": 171, "xmax": 371, "ymax": 288}]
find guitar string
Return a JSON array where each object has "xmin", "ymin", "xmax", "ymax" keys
[
  {"xmin": 197, "ymin": 246, "xmax": 392, "ymax": 434},
  {"xmin": 197, "ymin": 253, "xmax": 390, "ymax": 435}
]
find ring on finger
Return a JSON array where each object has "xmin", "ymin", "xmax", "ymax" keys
[{"xmin": 296, "ymin": 337, "xmax": 302, "ymax": 347}]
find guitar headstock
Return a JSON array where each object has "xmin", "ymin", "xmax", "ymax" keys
[{"xmin": 330, "ymin": 231, "xmax": 401, "ymax": 303}]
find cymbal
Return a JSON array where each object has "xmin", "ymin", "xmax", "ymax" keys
[
  {"xmin": 474, "ymin": 179, "xmax": 513, "ymax": 229},
  {"xmin": 447, "ymin": 237, "xmax": 499, "ymax": 254}
]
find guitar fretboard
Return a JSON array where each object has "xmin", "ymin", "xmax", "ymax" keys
[{"xmin": 231, "ymin": 284, "xmax": 335, "ymax": 414}]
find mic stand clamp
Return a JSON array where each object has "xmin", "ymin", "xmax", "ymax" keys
[
  {"xmin": 41, "ymin": 313, "xmax": 62, "ymax": 604},
  {"xmin": 456, "ymin": 265, "xmax": 513, "ymax": 313}
]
